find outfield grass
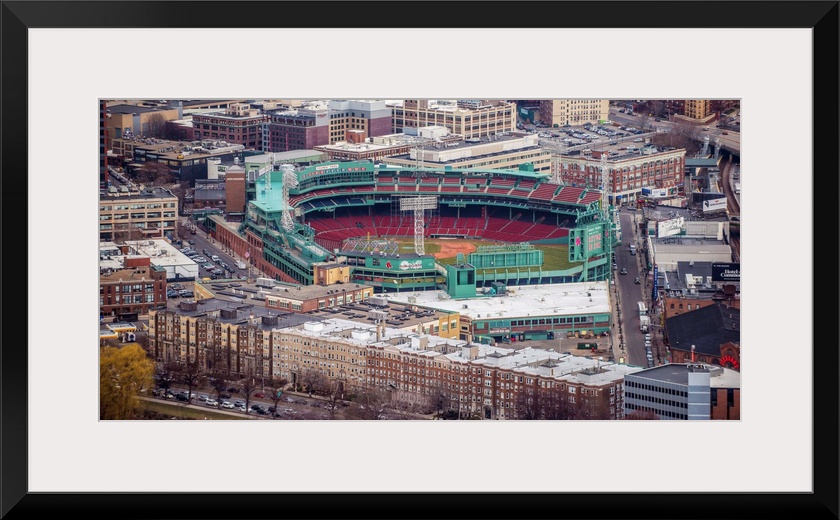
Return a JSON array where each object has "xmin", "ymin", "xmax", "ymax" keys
[{"xmin": 427, "ymin": 240, "xmax": 577, "ymax": 271}]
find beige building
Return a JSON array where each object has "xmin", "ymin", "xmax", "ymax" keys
[
  {"xmin": 538, "ymin": 99, "xmax": 610, "ymax": 127},
  {"xmin": 104, "ymin": 104, "xmax": 181, "ymax": 145},
  {"xmin": 391, "ymin": 100, "xmax": 516, "ymax": 140},
  {"xmin": 684, "ymin": 100, "xmax": 712, "ymax": 120},
  {"xmin": 99, "ymin": 187, "xmax": 179, "ymax": 242}
]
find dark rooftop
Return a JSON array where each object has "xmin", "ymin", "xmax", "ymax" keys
[{"xmin": 664, "ymin": 303, "xmax": 740, "ymax": 356}]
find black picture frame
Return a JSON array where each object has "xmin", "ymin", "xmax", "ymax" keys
[{"xmin": 2, "ymin": 1, "xmax": 837, "ymax": 519}]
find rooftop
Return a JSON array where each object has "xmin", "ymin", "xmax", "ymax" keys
[
  {"xmin": 627, "ymin": 363, "xmax": 740, "ymax": 388},
  {"xmin": 387, "ymin": 282, "xmax": 611, "ymax": 320},
  {"xmin": 99, "ymin": 239, "xmax": 198, "ymax": 270},
  {"xmin": 198, "ymin": 279, "xmax": 374, "ymax": 304}
]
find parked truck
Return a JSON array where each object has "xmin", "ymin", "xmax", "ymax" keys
[
  {"xmin": 639, "ymin": 315, "xmax": 650, "ymax": 333},
  {"xmin": 236, "ymin": 260, "xmax": 247, "ymax": 270}
]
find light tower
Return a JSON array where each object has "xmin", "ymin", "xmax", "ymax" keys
[
  {"xmin": 399, "ymin": 195, "xmax": 438, "ymax": 256},
  {"xmin": 601, "ymin": 151, "xmax": 615, "ymax": 358},
  {"xmin": 279, "ymin": 164, "xmax": 298, "ymax": 232},
  {"xmin": 601, "ymin": 151, "xmax": 613, "ymax": 282}
]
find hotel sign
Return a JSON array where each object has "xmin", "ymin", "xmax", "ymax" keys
[{"xmin": 712, "ymin": 263, "xmax": 740, "ymax": 282}]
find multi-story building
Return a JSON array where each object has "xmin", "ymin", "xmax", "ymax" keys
[
  {"xmin": 112, "ymin": 137, "xmax": 250, "ymax": 184},
  {"xmin": 326, "ymin": 100, "xmax": 392, "ymax": 144},
  {"xmin": 684, "ymin": 99, "xmax": 712, "ymax": 120},
  {"xmin": 264, "ymin": 103, "xmax": 331, "ymax": 152},
  {"xmin": 146, "ymin": 305, "xmax": 640, "ymax": 419},
  {"xmin": 624, "ymin": 363, "xmax": 740, "ymax": 420},
  {"xmin": 104, "ymin": 103, "xmax": 181, "ymax": 145},
  {"xmin": 99, "ymin": 187, "xmax": 179, "ymax": 242},
  {"xmin": 193, "ymin": 277, "xmax": 376, "ymax": 315},
  {"xmin": 149, "ymin": 299, "xmax": 313, "ymax": 378},
  {"xmin": 99, "ymin": 257, "xmax": 167, "ymax": 319},
  {"xmin": 191, "ymin": 103, "xmax": 268, "ymax": 149},
  {"xmin": 100, "ymin": 100, "xmax": 109, "ymax": 190},
  {"xmin": 555, "ymin": 147, "xmax": 686, "ymax": 205},
  {"xmin": 100, "ymin": 239, "xmax": 200, "ymax": 282},
  {"xmin": 538, "ymin": 99, "xmax": 610, "ymax": 127},
  {"xmin": 388, "ymin": 282, "xmax": 613, "ymax": 345},
  {"xmin": 662, "ymin": 303, "xmax": 740, "ymax": 369},
  {"xmin": 390, "ymin": 100, "xmax": 516, "ymax": 140},
  {"xmin": 382, "ymin": 132, "xmax": 552, "ymax": 173}
]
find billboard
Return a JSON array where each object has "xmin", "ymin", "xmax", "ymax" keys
[
  {"xmin": 712, "ymin": 263, "xmax": 740, "ymax": 282},
  {"xmin": 657, "ymin": 217, "xmax": 684, "ymax": 238},
  {"xmin": 567, "ymin": 221, "xmax": 608, "ymax": 261},
  {"xmin": 702, "ymin": 197, "xmax": 727, "ymax": 213},
  {"xmin": 641, "ymin": 187, "xmax": 668, "ymax": 198}
]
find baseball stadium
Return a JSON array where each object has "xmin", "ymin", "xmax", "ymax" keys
[{"xmin": 207, "ymin": 159, "xmax": 617, "ymax": 296}]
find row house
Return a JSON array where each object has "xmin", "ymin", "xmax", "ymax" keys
[{"xmin": 147, "ymin": 309, "xmax": 640, "ymax": 419}]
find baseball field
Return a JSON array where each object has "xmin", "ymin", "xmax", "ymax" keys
[{"xmin": 394, "ymin": 238, "xmax": 576, "ymax": 271}]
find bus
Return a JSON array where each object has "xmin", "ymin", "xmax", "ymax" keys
[
  {"xmin": 118, "ymin": 312, "xmax": 139, "ymax": 322},
  {"xmin": 637, "ymin": 301, "xmax": 647, "ymax": 317}
]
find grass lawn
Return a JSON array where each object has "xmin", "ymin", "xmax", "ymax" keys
[{"xmin": 140, "ymin": 399, "xmax": 249, "ymax": 420}]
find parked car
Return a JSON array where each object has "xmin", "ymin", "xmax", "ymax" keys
[
  {"xmin": 205, "ymin": 399, "xmax": 218, "ymax": 406},
  {"xmin": 220, "ymin": 401, "xmax": 234, "ymax": 409},
  {"xmin": 634, "ymin": 277, "xmax": 641, "ymax": 284},
  {"xmin": 620, "ymin": 267, "xmax": 628, "ymax": 275},
  {"xmin": 228, "ymin": 387, "xmax": 239, "ymax": 394},
  {"xmin": 254, "ymin": 393, "xmax": 265, "ymax": 399},
  {"xmin": 234, "ymin": 400, "xmax": 245, "ymax": 408},
  {"xmin": 220, "ymin": 392, "xmax": 232, "ymax": 399}
]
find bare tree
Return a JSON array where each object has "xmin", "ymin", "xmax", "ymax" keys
[
  {"xmin": 178, "ymin": 363, "xmax": 206, "ymax": 402},
  {"xmin": 345, "ymin": 387, "xmax": 392, "ymax": 420},
  {"xmin": 154, "ymin": 362, "xmax": 179, "ymax": 393},
  {"xmin": 266, "ymin": 377, "xmax": 289, "ymax": 419},
  {"xmin": 113, "ymin": 227, "xmax": 145, "ymax": 244},
  {"xmin": 513, "ymin": 384, "xmax": 541, "ymax": 420},
  {"xmin": 321, "ymin": 380, "xmax": 344, "ymax": 419},
  {"xmin": 135, "ymin": 333, "xmax": 152, "ymax": 356},
  {"xmin": 137, "ymin": 161, "xmax": 174, "ymax": 186},
  {"xmin": 146, "ymin": 113, "xmax": 168, "ymax": 138},
  {"xmin": 208, "ymin": 372, "xmax": 229, "ymax": 408},
  {"xmin": 301, "ymin": 369, "xmax": 328, "ymax": 397},
  {"xmin": 239, "ymin": 373, "xmax": 260, "ymax": 415}
]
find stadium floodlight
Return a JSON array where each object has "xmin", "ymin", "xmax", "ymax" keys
[
  {"xmin": 399, "ymin": 196, "xmax": 438, "ymax": 256},
  {"xmin": 280, "ymin": 164, "xmax": 298, "ymax": 232}
]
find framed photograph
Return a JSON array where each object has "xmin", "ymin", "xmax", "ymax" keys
[{"xmin": 5, "ymin": 1, "xmax": 836, "ymax": 518}]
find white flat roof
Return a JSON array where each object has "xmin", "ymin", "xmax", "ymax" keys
[{"xmin": 386, "ymin": 282, "xmax": 612, "ymax": 320}]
